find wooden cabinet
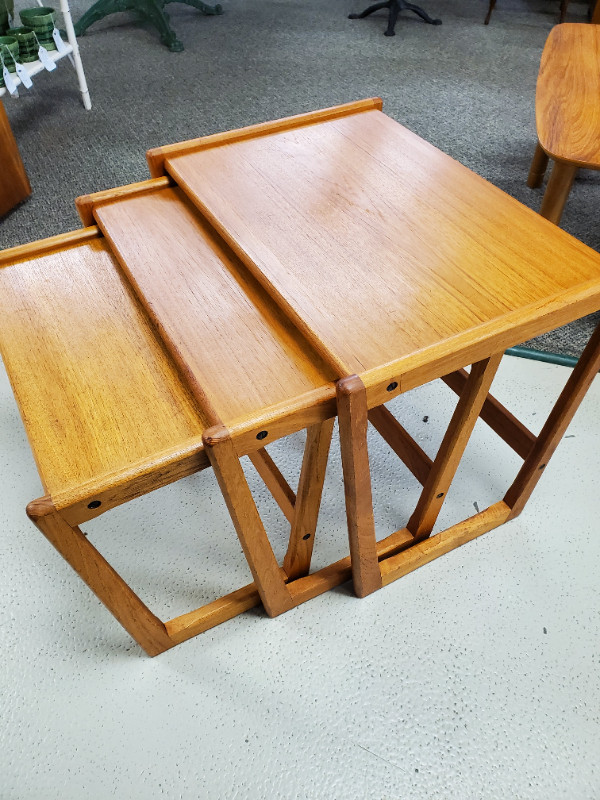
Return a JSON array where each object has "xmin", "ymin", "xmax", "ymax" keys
[{"xmin": 0, "ymin": 99, "xmax": 30, "ymax": 217}]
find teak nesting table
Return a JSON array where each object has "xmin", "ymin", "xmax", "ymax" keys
[{"xmin": 2, "ymin": 98, "xmax": 600, "ymax": 655}]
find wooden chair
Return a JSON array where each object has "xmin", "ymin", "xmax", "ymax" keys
[
  {"xmin": 528, "ymin": 24, "xmax": 600, "ymax": 224},
  {"xmin": 485, "ymin": 0, "xmax": 569, "ymax": 26}
]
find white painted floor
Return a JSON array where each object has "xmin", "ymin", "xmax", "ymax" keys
[{"xmin": 0, "ymin": 355, "xmax": 598, "ymax": 800}]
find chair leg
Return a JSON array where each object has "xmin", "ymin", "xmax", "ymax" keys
[
  {"xmin": 527, "ymin": 142, "xmax": 550, "ymax": 189},
  {"xmin": 539, "ymin": 161, "xmax": 577, "ymax": 224},
  {"xmin": 559, "ymin": 0, "xmax": 569, "ymax": 22},
  {"xmin": 484, "ymin": 0, "xmax": 496, "ymax": 24}
]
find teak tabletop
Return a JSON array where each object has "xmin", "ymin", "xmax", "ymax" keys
[
  {"xmin": 153, "ymin": 102, "xmax": 600, "ymax": 402},
  {"xmin": 2, "ymin": 99, "xmax": 600, "ymax": 654}
]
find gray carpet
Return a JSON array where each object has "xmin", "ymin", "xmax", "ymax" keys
[{"xmin": 1, "ymin": 0, "xmax": 599, "ymax": 355}]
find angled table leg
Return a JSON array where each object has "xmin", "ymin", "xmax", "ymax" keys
[
  {"xmin": 203, "ymin": 427, "xmax": 295, "ymax": 617},
  {"xmin": 505, "ymin": 320, "xmax": 600, "ymax": 518},
  {"xmin": 527, "ymin": 142, "xmax": 550, "ymax": 189},
  {"xmin": 539, "ymin": 162, "xmax": 578, "ymax": 224},
  {"xmin": 27, "ymin": 498, "xmax": 173, "ymax": 656},
  {"xmin": 407, "ymin": 353, "xmax": 503, "ymax": 541},
  {"xmin": 283, "ymin": 419, "xmax": 335, "ymax": 581}
]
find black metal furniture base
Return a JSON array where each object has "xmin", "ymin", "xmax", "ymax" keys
[
  {"xmin": 349, "ymin": 0, "xmax": 441, "ymax": 36},
  {"xmin": 74, "ymin": 0, "xmax": 223, "ymax": 51}
]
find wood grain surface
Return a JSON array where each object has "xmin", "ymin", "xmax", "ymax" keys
[
  {"xmin": 165, "ymin": 108, "xmax": 600, "ymax": 391},
  {"xmin": 94, "ymin": 187, "xmax": 335, "ymax": 432},
  {"xmin": 0, "ymin": 237, "xmax": 204, "ymax": 498},
  {"xmin": 535, "ymin": 24, "xmax": 600, "ymax": 167}
]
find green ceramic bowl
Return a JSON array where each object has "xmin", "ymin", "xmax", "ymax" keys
[
  {"xmin": 20, "ymin": 7, "xmax": 56, "ymax": 27},
  {"xmin": 10, "ymin": 26, "xmax": 40, "ymax": 61},
  {"xmin": 0, "ymin": 36, "xmax": 19, "ymax": 71}
]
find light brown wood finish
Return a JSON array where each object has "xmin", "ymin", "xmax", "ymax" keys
[
  {"xmin": 0, "ymin": 226, "xmax": 99, "ymax": 266},
  {"xmin": 336, "ymin": 377, "xmax": 383, "ymax": 597},
  {"xmin": 4, "ymin": 101, "xmax": 600, "ymax": 655},
  {"xmin": 27, "ymin": 498, "xmax": 173, "ymax": 656},
  {"xmin": 162, "ymin": 103, "xmax": 600, "ymax": 601},
  {"xmin": 407, "ymin": 354, "xmax": 503, "ymax": 540},
  {"xmin": 75, "ymin": 176, "xmax": 172, "ymax": 226},
  {"xmin": 441, "ymin": 369, "xmax": 536, "ymax": 459},
  {"xmin": 283, "ymin": 419, "xmax": 334, "ymax": 580},
  {"xmin": 0, "ymin": 99, "xmax": 31, "ymax": 217},
  {"xmin": 0, "ymin": 192, "xmax": 347, "ymax": 651},
  {"xmin": 0, "ymin": 236, "xmax": 205, "ymax": 498},
  {"xmin": 535, "ymin": 25, "xmax": 600, "ymax": 168},
  {"xmin": 248, "ymin": 448, "xmax": 296, "ymax": 524},
  {"xmin": 146, "ymin": 97, "xmax": 383, "ymax": 178},
  {"xmin": 529, "ymin": 24, "xmax": 600, "ymax": 223},
  {"xmin": 539, "ymin": 163, "xmax": 578, "ymax": 225},
  {"xmin": 166, "ymin": 499, "xmax": 512, "ymax": 645},
  {"xmin": 164, "ymin": 107, "xmax": 600, "ymax": 389},
  {"xmin": 527, "ymin": 142, "xmax": 549, "ymax": 189},
  {"xmin": 504, "ymin": 319, "xmax": 600, "ymax": 517},
  {"xmin": 93, "ymin": 187, "xmax": 335, "ymax": 428},
  {"xmin": 381, "ymin": 502, "xmax": 511, "ymax": 586},
  {"xmin": 203, "ymin": 427, "xmax": 295, "ymax": 617},
  {"xmin": 368, "ymin": 405, "xmax": 433, "ymax": 486}
]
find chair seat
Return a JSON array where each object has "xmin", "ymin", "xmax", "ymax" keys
[{"xmin": 536, "ymin": 23, "xmax": 600, "ymax": 168}]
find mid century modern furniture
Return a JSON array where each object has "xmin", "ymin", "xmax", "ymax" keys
[
  {"xmin": 528, "ymin": 24, "xmax": 600, "ymax": 225},
  {"xmin": 348, "ymin": 0, "xmax": 441, "ymax": 37},
  {"xmin": 0, "ymin": 98, "xmax": 30, "ymax": 215},
  {"xmin": 0, "ymin": 179, "xmax": 344, "ymax": 657},
  {"xmin": 148, "ymin": 99, "xmax": 600, "ymax": 601},
  {"xmin": 2, "ymin": 98, "xmax": 600, "ymax": 654}
]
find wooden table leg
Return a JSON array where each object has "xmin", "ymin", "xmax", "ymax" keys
[
  {"xmin": 27, "ymin": 497, "xmax": 173, "ymax": 656},
  {"xmin": 505, "ymin": 320, "xmax": 600, "ymax": 518},
  {"xmin": 540, "ymin": 161, "xmax": 578, "ymax": 224},
  {"xmin": 283, "ymin": 418, "xmax": 335, "ymax": 581},
  {"xmin": 249, "ymin": 448, "xmax": 296, "ymax": 524},
  {"xmin": 407, "ymin": 353, "xmax": 503, "ymax": 541},
  {"xmin": 203, "ymin": 427, "xmax": 295, "ymax": 617},
  {"xmin": 337, "ymin": 376, "xmax": 383, "ymax": 598}
]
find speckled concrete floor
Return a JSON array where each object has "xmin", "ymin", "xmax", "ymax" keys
[{"xmin": 0, "ymin": 355, "xmax": 598, "ymax": 799}]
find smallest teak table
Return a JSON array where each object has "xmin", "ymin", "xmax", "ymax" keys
[
  {"xmin": 528, "ymin": 24, "xmax": 600, "ymax": 224},
  {"xmin": 0, "ymin": 177, "xmax": 349, "ymax": 656}
]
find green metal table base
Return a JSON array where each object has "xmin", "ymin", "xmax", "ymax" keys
[{"xmin": 74, "ymin": 0, "xmax": 223, "ymax": 51}]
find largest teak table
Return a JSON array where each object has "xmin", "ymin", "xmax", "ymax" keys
[{"xmin": 2, "ymin": 98, "xmax": 600, "ymax": 654}]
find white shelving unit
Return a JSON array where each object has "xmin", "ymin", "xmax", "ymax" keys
[{"xmin": 0, "ymin": 0, "xmax": 91, "ymax": 109}]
